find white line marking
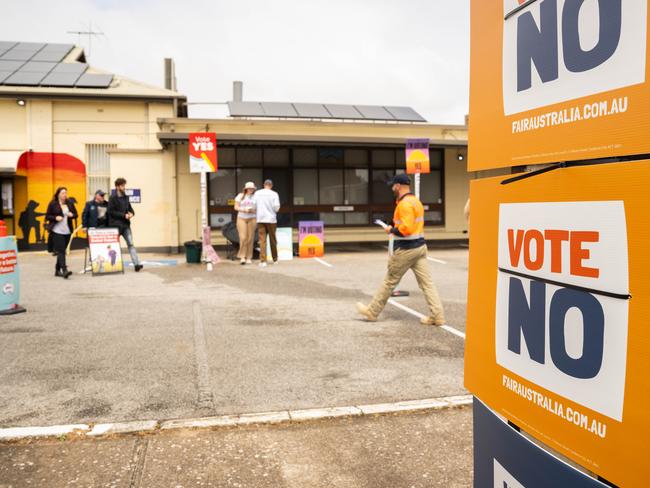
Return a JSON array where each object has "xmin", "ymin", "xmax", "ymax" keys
[
  {"xmin": 427, "ymin": 257, "xmax": 447, "ymax": 265},
  {"xmin": 314, "ymin": 257, "xmax": 334, "ymax": 268},
  {"xmin": 192, "ymin": 301, "xmax": 214, "ymax": 409},
  {"xmin": 388, "ymin": 299, "xmax": 466, "ymax": 340}
]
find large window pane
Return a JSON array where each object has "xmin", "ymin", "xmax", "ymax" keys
[
  {"xmin": 425, "ymin": 211, "xmax": 443, "ymax": 224},
  {"xmin": 236, "ymin": 168, "xmax": 263, "ymax": 193},
  {"xmin": 344, "ymin": 212, "xmax": 369, "ymax": 225},
  {"xmin": 344, "ymin": 169, "xmax": 368, "ymax": 204},
  {"xmin": 319, "ymin": 169, "xmax": 344, "ymax": 204},
  {"xmin": 430, "ymin": 149, "xmax": 443, "ymax": 170},
  {"xmin": 237, "ymin": 147, "xmax": 262, "ymax": 167},
  {"xmin": 371, "ymin": 149, "xmax": 395, "ymax": 168},
  {"xmin": 218, "ymin": 147, "xmax": 236, "ymax": 166},
  {"xmin": 293, "ymin": 148, "xmax": 317, "ymax": 167},
  {"xmin": 264, "ymin": 148, "xmax": 289, "ymax": 167},
  {"xmin": 372, "ymin": 170, "xmax": 396, "ymax": 204},
  {"xmin": 320, "ymin": 213, "xmax": 344, "ymax": 225},
  {"xmin": 344, "ymin": 149, "xmax": 368, "ymax": 167},
  {"xmin": 263, "ymin": 168, "xmax": 290, "ymax": 206},
  {"xmin": 420, "ymin": 171, "xmax": 442, "ymax": 203},
  {"xmin": 293, "ymin": 169, "xmax": 318, "ymax": 205},
  {"xmin": 209, "ymin": 169, "xmax": 236, "ymax": 205},
  {"xmin": 319, "ymin": 148, "xmax": 344, "ymax": 168}
]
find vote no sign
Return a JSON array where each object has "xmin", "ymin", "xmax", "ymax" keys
[{"xmin": 464, "ymin": 160, "xmax": 650, "ymax": 488}]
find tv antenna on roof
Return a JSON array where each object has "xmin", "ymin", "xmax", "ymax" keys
[{"xmin": 67, "ymin": 21, "xmax": 105, "ymax": 59}]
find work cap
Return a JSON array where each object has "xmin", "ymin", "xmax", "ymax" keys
[
  {"xmin": 264, "ymin": 179, "xmax": 273, "ymax": 186},
  {"xmin": 95, "ymin": 189, "xmax": 106, "ymax": 196},
  {"xmin": 244, "ymin": 181, "xmax": 256, "ymax": 190},
  {"xmin": 387, "ymin": 174, "xmax": 411, "ymax": 186}
]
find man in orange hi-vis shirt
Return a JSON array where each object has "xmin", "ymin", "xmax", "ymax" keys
[{"xmin": 356, "ymin": 174, "xmax": 445, "ymax": 325}]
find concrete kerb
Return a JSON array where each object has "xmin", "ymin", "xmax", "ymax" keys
[{"xmin": 0, "ymin": 395, "xmax": 473, "ymax": 443}]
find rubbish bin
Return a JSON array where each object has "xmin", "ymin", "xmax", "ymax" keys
[{"xmin": 184, "ymin": 240, "xmax": 202, "ymax": 264}]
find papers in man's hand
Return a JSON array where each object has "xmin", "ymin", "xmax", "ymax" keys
[{"xmin": 374, "ymin": 219, "xmax": 389, "ymax": 230}]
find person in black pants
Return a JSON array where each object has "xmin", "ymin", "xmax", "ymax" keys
[
  {"xmin": 108, "ymin": 177, "xmax": 143, "ymax": 272},
  {"xmin": 45, "ymin": 187, "xmax": 78, "ymax": 279}
]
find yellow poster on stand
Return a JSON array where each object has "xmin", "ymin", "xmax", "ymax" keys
[
  {"xmin": 469, "ymin": 1, "xmax": 650, "ymax": 170},
  {"xmin": 464, "ymin": 160, "xmax": 650, "ymax": 488}
]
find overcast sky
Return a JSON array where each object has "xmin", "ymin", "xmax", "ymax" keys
[{"xmin": 1, "ymin": 0, "xmax": 470, "ymax": 124}]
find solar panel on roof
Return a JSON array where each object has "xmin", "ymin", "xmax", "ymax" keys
[
  {"xmin": 261, "ymin": 102, "xmax": 298, "ymax": 117},
  {"xmin": 324, "ymin": 104, "xmax": 363, "ymax": 119},
  {"xmin": 293, "ymin": 103, "xmax": 331, "ymax": 118},
  {"xmin": 41, "ymin": 43, "xmax": 73, "ymax": 52},
  {"xmin": 228, "ymin": 101, "xmax": 265, "ymax": 117},
  {"xmin": 0, "ymin": 49, "xmax": 37, "ymax": 61},
  {"xmin": 0, "ymin": 60, "xmax": 25, "ymax": 71},
  {"xmin": 0, "ymin": 71, "xmax": 14, "ymax": 83},
  {"xmin": 4, "ymin": 71, "xmax": 47, "ymax": 86},
  {"xmin": 31, "ymin": 50, "xmax": 69, "ymax": 62},
  {"xmin": 75, "ymin": 73, "xmax": 113, "ymax": 88},
  {"xmin": 21, "ymin": 61, "xmax": 57, "ymax": 73},
  {"xmin": 40, "ymin": 71, "xmax": 84, "ymax": 87},
  {"xmin": 52, "ymin": 62, "xmax": 87, "ymax": 74},
  {"xmin": 385, "ymin": 106, "xmax": 427, "ymax": 122},
  {"xmin": 355, "ymin": 105, "xmax": 395, "ymax": 120},
  {"xmin": 15, "ymin": 42, "xmax": 45, "ymax": 51}
]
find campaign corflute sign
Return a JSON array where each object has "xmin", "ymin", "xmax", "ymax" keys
[{"xmin": 189, "ymin": 133, "xmax": 218, "ymax": 173}]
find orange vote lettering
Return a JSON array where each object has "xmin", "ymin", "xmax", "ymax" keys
[{"xmin": 507, "ymin": 229, "xmax": 600, "ymax": 278}]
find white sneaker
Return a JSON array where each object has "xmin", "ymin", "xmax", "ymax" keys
[
  {"xmin": 259, "ymin": 262, "xmax": 268, "ymax": 268},
  {"xmin": 246, "ymin": 259, "xmax": 253, "ymax": 264},
  {"xmin": 271, "ymin": 260, "xmax": 278, "ymax": 265},
  {"xmin": 240, "ymin": 259, "xmax": 246, "ymax": 265}
]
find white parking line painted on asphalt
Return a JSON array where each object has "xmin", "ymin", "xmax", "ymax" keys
[
  {"xmin": 388, "ymin": 299, "xmax": 466, "ymax": 340},
  {"xmin": 192, "ymin": 301, "xmax": 215, "ymax": 409},
  {"xmin": 427, "ymin": 257, "xmax": 447, "ymax": 265},
  {"xmin": 314, "ymin": 257, "xmax": 334, "ymax": 268}
]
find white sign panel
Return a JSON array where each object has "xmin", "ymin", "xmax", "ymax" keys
[
  {"xmin": 502, "ymin": 0, "xmax": 647, "ymax": 115},
  {"xmin": 495, "ymin": 202, "xmax": 629, "ymax": 421}
]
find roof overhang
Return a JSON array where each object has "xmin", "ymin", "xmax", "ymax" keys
[{"xmin": 157, "ymin": 132, "xmax": 467, "ymax": 147}]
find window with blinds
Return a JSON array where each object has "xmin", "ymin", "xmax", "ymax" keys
[{"xmin": 86, "ymin": 144, "xmax": 116, "ymax": 200}]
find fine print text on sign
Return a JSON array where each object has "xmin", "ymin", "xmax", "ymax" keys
[{"xmin": 189, "ymin": 133, "xmax": 218, "ymax": 173}]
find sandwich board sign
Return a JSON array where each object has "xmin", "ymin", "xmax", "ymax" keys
[
  {"xmin": 464, "ymin": 161, "xmax": 650, "ymax": 487},
  {"xmin": 88, "ymin": 228, "xmax": 124, "ymax": 275}
]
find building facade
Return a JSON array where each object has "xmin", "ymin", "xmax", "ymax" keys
[{"xmin": 0, "ymin": 41, "xmax": 476, "ymax": 253}]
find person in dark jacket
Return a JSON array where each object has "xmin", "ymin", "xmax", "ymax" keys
[
  {"xmin": 81, "ymin": 190, "xmax": 108, "ymax": 229},
  {"xmin": 45, "ymin": 187, "xmax": 78, "ymax": 279},
  {"xmin": 108, "ymin": 177, "xmax": 143, "ymax": 272}
]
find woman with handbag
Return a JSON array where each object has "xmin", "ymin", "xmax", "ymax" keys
[{"xmin": 45, "ymin": 187, "xmax": 78, "ymax": 279}]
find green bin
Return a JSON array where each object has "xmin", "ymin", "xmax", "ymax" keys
[{"xmin": 184, "ymin": 240, "xmax": 202, "ymax": 264}]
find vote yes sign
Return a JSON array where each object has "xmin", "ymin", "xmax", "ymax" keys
[
  {"xmin": 189, "ymin": 132, "xmax": 217, "ymax": 173},
  {"xmin": 464, "ymin": 160, "xmax": 650, "ymax": 487},
  {"xmin": 470, "ymin": 0, "xmax": 650, "ymax": 170}
]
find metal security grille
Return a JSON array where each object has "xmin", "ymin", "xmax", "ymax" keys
[{"xmin": 86, "ymin": 144, "xmax": 115, "ymax": 200}]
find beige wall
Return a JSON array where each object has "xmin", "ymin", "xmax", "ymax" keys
[
  {"xmin": 0, "ymin": 100, "xmax": 28, "ymax": 151},
  {"xmin": 109, "ymin": 150, "xmax": 178, "ymax": 249}
]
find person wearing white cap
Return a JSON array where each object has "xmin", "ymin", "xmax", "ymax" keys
[
  {"xmin": 234, "ymin": 181, "xmax": 257, "ymax": 264},
  {"xmin": 255, "ymin": 179, "xmax": 281, "ymax": 267}
]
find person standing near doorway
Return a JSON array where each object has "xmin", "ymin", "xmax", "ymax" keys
[
  {"xmin": 234, "ymin": 181, "xmax": 257, "ymax": 265},
  {"xmin": 45, "ymin": 187, "xmax": 78, "ymax": 279},
  {"xmin": 355, "ymin": 174, "xmax": 445, "ymax": 325},
  {"xmin": 255, "ymin": 179, "xmax": 281, "ymax": 267},
  {"xmin": 81, "ymin": 189, "xmax": 108, "ymax": 230},
  {"xmin": 108, "ymin": 178, "xmax": 143, "ymax": 272}
]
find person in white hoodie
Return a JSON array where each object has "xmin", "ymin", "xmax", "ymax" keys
[{"xmin": 255, "ymin": 179, "xmax": 281, "ymax": 267}]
